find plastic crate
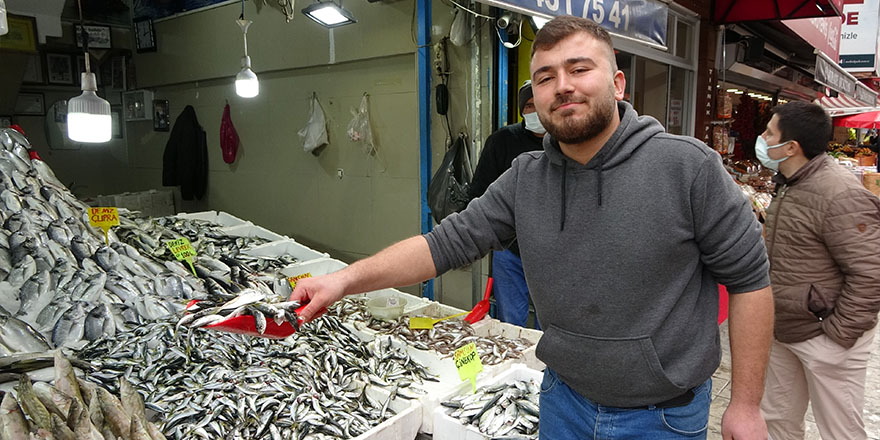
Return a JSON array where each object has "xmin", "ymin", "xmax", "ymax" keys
[
  {"xmin": 222, "ymin": 224, "xmax": 288, "ymax": 242},
  {"xmin": 353, "ymin": 385, "xmax": 422, "ymax": 440},
  {"xmin": 175, "ymin": 210, "xmax": 250, "ymax": 227},
  {"xmin": 432, "ymin": 364, "xmax": 543, "ymax": 440},
  {"xmin": 243, "ymin": 239, "xmax": 329, "ymax": 263}
]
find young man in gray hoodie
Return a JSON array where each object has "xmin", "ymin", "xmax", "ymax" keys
[{"xmin": 293, "ymin": 16, "xmax": 774, "ymax": 439}]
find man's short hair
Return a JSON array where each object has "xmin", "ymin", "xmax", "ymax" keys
[
  {"xmin": 770, "ymin": 102, "xmax": 832, "ymax": 159},
  {"xmin": 530, "ymin": 15, "xmax": 618, "ymax": 72}
]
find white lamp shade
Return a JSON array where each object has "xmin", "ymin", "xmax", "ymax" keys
[
  {"xmin": 67, "ymin": 111, "xmax": 112, "ymax": 143},
  {"xmin": 67, "ymin": 72, "xmax": 112, "ymax": 143},
  {"xmin": 310, "ymin": 5, "xmax": 349, "ymax": 25},
  {"xmin": 235, "ymin": 66, "xmax": 259, "ymax": 98}
]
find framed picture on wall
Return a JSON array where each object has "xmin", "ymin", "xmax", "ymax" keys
[
  {"xmin": 153, "ymin": 99, "xmax": 169, "ymax": 131},
  {"xmin": 111, "ymin": 105, "xmax": 124, "ymax": 138},
  {"xmin": 14, "ymin": 92, "xmax": 45, "ymax": 115},
  {"xmin": 0, "ymin": 14, "xmax": 38, "ymax": 53},
  {"xmin": 46, "ymin": 53, "xmax": 74, "ymax": 85},
  {"xmin": 123, "ymin": 90, "xmax": 153, "ymax": 121},
  {"xmin": 21, "ymin": 53, "xmax": 44, "ymax": 84},
  {"xmin": 74, "ymin": 24, "xmax": 112, "ymax": 49}
]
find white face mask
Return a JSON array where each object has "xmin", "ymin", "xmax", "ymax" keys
[
  {"xmin": 523, "ymin": 112, "xmax": 546, "ymax": 135},
  {"xmin": 755, "ymin": 136, "xmax": 790, "ymax": 171}
]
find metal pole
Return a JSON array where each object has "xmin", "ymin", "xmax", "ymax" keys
[{"xmin": 417, "ymin": 0, "xmax": 434, "ymax": 300}]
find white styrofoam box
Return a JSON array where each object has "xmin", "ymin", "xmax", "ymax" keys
[
  {"xmin": 151, "ymin": 190, "xmax": 175, "ymax": 216},
  {"xmin": 432, "ymin": 364, "xmax": 543, "ymax": 440},
  {"xmin": 471, "ymin": 317, "xmax": 544, "ymax": 371},
  {"xmin": 137, "ymin": 192, "xmax": 154, "ymax": 216},
  {"xmin": 175, "ymin": 210, "xmax": 249, "ymax": 227},
  {"xmin": 279, "ymin": 259, "xmax": 430, "ymax": 315},
  {"xmin": 244, "ymin": 239, "xmax": 329, "ymax": 264},
  {"xmin": 354, "ymin": 385, "xmax": 422, "ymax": 440},
  {"xmin": 221, "ymin": 223, "xmax": 288, "ymax": 242}
]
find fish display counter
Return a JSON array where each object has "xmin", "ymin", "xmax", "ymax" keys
[{"xmin": 0, "ymin": 127, "xmax": 545, "ymax": 439}]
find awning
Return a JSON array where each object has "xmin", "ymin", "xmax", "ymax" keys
[
  {"xmin": 715, "ymin": 0, "xmax": 844, "ymax": 23},
  {"xmin": 815, "ymin": 94, "xmax": 875, "ymax": 117},
  {"xmin": 833, "ymin": 111, "xmax": 880, "ymax": 129}
]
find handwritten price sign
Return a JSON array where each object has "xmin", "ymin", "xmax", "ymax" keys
[
  {"xmin": 453, "ymin": 342, "xmax": 483, "ymax": 392},
  {"xmin": 88, "ymin": 207, "xmax": 119, "ymax": 245},
  {"xmin": 165, "ymin": 238, "xmax": 197, "ymax": 276}
]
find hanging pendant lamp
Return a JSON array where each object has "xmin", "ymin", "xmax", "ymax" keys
[
  {"xmin": 67, "ymin": 0, "xmax": 111, "ymax": 143},
  {"xmin": 235, "ymin": 0, "xmax": 259, "ymax": 98}
]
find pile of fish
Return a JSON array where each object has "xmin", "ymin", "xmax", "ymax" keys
[
  {"xmin": 442, "ymin": 379, "xmax": 540, "ymax": 438},
  {"xmin": 76, "ymin": 314, "xmax": 435, "ymax": 439},
  {"xmin": 178, "ymin": 289, "xmax": 302, "ymax": 334},
  {"xmin": 0, "ymin": 128, "xmax": 208, "ymax": 351},
  {"xmin": 374, "ymin": 317, "xmax": 530, "ymax": 365},
  {"xmin": 115, "ymin": 216, "xmax": 299, "ymax": 273},
  {"xmin": 0, "ymin": 351, "xmax": 164, "ymax": 440}
]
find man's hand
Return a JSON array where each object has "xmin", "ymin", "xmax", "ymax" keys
[
  {"xmin": 290, "ymin": 274, "xmax": 346, "ymax": 323},
  {"xmin": 721, "ymin": 401, "xmax": 768, "ymax": 439}
]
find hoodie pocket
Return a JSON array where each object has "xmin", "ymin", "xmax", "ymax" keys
[
  {"xmin": 807, "ymin": 284, "xmax": 839, "ymax": 320},
  {"xmin": 536, "ymin": 324, "xmax": 686, "ymax": 407}
]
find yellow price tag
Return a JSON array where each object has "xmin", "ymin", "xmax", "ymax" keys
[
  {"xmin": 88, "ymin": 207, "xmax": 119, "ymax": 245},
  {"xmin": 165, "ymin": 238, "xmax": 197, "ymax": 276},
  {"xmin": 288, "ymin": 273, "xmax": 312, "ymax": 289},
  {"xmin": 453, "ymin": 342, "xmax": 483, "ymax": 392}
]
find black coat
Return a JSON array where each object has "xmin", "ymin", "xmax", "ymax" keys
[{"xmin": 163, "ymin": 105, "xmax": 207, "ymax": 200}]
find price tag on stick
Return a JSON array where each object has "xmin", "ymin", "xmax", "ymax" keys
[
  {"xmin": 288, "ymin": 273, "xmax": 312, "ymax": 289},
  {"xmin": 88, "ymin": 207, "xmax": 120, "ymax": 245},
  {"xmin": 453, "ymin": 342, "xmax": 483, "ymax": 393},
  {"xmin": 165, "ymin": 238, "xmax": 198, "ymax": 276}
]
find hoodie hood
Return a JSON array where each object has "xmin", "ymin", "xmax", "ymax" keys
[{"xmin": 543, "ymin": 100, "xmax": 664, "ymax": 229}]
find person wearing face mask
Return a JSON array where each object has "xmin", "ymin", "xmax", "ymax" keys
[
  {"xmin": 758, "ymin": 101, "xmax": 880, "ymax": 440},
  {"xmin": 467, "ymin": 80, "xmax": 545, "ymax": 328}
]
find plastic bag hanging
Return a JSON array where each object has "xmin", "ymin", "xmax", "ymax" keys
[
  {"xmin": 220, "ymin": 102, "xmax": 240, "ymax": 164},
  {"xmin": 347, "ymin": 93, "xmax": 375, "ymax": 155},
  {"xmin": 298, "ymin": 93, "xmax": 329, "ymax": 155},
  {"xmin": 427, "ymin": 134, "xmax": 472, "ymax": 223}
]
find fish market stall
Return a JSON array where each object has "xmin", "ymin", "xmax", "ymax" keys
[{"xmin": 0, "ymin": 127, "xmax": 548, "ymax": 439}]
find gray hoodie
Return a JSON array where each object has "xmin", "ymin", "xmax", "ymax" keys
[{"xmin": 425, "ymin": 101, "xmax": 769, "ymax": 407}]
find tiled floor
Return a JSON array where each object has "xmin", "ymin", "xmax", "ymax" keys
[{"xmin": 710, "ymin": 323, "xmax": 880, "ymax": 440}]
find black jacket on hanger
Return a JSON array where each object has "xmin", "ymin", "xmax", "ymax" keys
[{"xmin": 163, "ymin": 105, "xmax": 207, "ymax": 200}]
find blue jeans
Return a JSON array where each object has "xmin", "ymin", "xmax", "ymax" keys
[
  {"xmin": 539, "ymin": 368, "xmax": 711, "ymax": 439},
  {"xmin": 492, "ymin": 249, "xmax": 539, "ymax": 329}
]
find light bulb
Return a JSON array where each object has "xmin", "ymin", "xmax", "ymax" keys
[
  {"xmin": 67, "ymin": 72, "xmax": 111, "ymax": 143},
  {"xmin": 235, "ymin": 56, "xmax": 259, "ymax": 98}
]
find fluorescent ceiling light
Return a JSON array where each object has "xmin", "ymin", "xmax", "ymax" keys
[
  {"xmin": 68, "ymin": 73, "xmax": 111, "ymax": 143},
  {"xmin": 302, "ymin": 2, "xmax": 356, "ymax": 28},
  {"xmin": 236, "ymin": 17, "xmax": 259, "ymax": 98}
]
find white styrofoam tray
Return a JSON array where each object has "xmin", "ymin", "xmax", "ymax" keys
[
  {"xmin": 175, "ymin": 210, "xmax": 250, "ymax": 227},
  {"xmin": 280, "ymin": 259, "xmax": 430, "ymax": 315},
  {"xmin": 471, "ymin": 317, "xmax": 544, "ymax": 371},
  {"xmin": 379, "ymin": 301, "xmax": 539, "ymax": 433},
  {"xmin": 432, "ymin": 364, "xmax": 544, "ymax": 440},
  {"xmin": 221, "ymin": 223, "xmax": 288, "ymax": 242},
  {"xmin": 242, "ymin": 239, "xmax": 328, "ymax": 264},
  {"xmin": 354, "ymin": 385, "xmax": 422, "ymax": 440}
]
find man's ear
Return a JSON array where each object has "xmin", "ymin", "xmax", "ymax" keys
[{"xmin": 787, "ymin": 140, "xmax": 804, "ymax": 158}]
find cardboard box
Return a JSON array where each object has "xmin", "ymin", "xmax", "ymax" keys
[{"xmin": 864, "ymin": 172, "xmax": 880, "ymax": 197}]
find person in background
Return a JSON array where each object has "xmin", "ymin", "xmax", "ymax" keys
[
  {"xmin": 293, "ymin": 16, "xmax": 773, "ymax": 439},
  {"xmin": 469, "ymin": 80, "xmax": 545, "ymax": 328},
  {"xmin": 757, "ymin": 101, "xmax": 880, "ymax": 440}
]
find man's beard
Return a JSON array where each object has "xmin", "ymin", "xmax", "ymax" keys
[{"xmin": 540, "ymin": 85, "xmax": 617, "ymax": 144}]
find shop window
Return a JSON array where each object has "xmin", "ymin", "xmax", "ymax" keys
[
  {"xmin": 667, "ymin": 66, "xmax": 689, "ymax": 135},
  {"xmin": 634, "ymin": 57, "xmax": 668, "ymax": 127},
  {"xmin": 675, "ymin": 20, "xmax": 691, "ymax": 59}
]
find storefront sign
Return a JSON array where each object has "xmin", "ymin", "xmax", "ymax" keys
[
  {"xmin": 783, "ymin": 17, "xmax": 841, "ymax": 62},
  {"xmin": 165, "ymin": 238, "xmax": 198, "ymax": 276},
  {"xmin": 816, "ymin": 53, "xmax": 856, "ymax": 95},
  {"xmin": 855, "ymin": 82, "xmax": 878, "ymax": 106},
  {"xmin": 839, "ymin": 0, "xmax": 880, "ymax": 72},
  {"xmin": 476, "ymin": 0, "xmax": 668, "ymax": 49},
  {"xmin": 454, "ymin": 342, "xmax": 483, "ymax": 392},
  {"xmin": 88, "ymin": 207, "xmax": 119, "ymax": 245}
]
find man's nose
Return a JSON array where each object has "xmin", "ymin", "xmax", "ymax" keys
[{"xmin": 555, "ymin": 72, "xmax": 575, "ymax": 95}]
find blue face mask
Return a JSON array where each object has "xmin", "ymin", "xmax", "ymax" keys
[{"xmin": 755, "ymin": 136, "xmax": 790, "ymax": 171}]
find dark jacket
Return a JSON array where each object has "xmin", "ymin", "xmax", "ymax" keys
[
  {"xmin": 765, "ymin": 155, "xmax": 880, "ymax": 348},
  {"xmin": 469, "ymin": 122, "xmax": 544, "ymax": 255},
  {"xmin": 425, "ymin": 101, "xmax": 769, "ymax": 407},
  {"xmin": 163, "ymin": 105, "xmax": 207, "ymax": 200}
]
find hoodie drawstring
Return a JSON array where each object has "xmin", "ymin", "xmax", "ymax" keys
[
  {"xmin": 560, "ymin": 160, "xmax": 567, "ymax": 231},
  {"xmin": 597, "ymin": 154, "xmax": 604, "ymax": 207}
]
